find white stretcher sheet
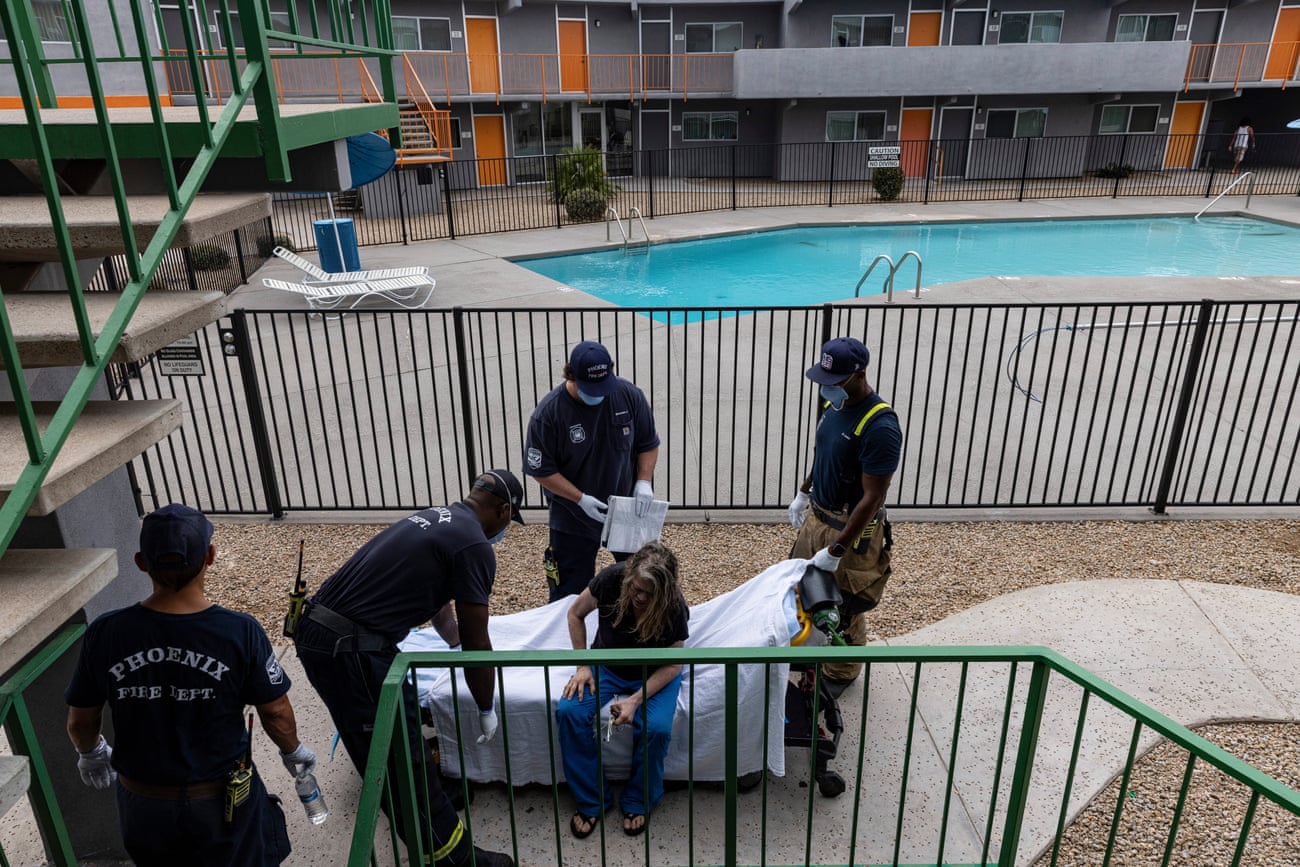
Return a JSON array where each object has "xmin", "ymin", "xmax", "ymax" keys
[{"xmin": 400, "ymin": 559, "xmax": 808, "ymax": 785}]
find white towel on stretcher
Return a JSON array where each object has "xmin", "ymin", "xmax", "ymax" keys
[{"xmin": 400, "ymin": 559, "xmax": 808, "ymax": 784}]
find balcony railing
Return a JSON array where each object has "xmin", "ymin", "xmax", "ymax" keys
[{"xmin": 1185, "ymin": 41, "xmax": 1300, "ymax": 90}]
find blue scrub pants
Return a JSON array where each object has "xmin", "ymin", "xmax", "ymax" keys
[{"xmin": 555, "ymin": 666, "xmax": 682, "ymax": 817}]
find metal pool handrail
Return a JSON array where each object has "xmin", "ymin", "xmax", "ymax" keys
[
  {"xmin": 855, "ymin": 252, "xmax": 924, "ymax": 302},
  {"xmin": 1195, "ymin": 171, "xmax": 1255, "ymax": 221}
]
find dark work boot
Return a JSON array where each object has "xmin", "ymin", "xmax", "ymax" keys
[{"xmin": 464, "ymin": 847, "xmax": 514, "ymax": 867}]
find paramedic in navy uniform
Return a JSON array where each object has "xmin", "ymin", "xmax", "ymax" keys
[
  {"xmin": 65, "ymin": 503, "xmax": 314, "ymax": 867},
  {"xmin": 524, "ymin": 340, "xmax": 661, "ymax": 602},
  {"xmin": 292, "ymin": 470, "xmax": 523, "ymax": 867}
]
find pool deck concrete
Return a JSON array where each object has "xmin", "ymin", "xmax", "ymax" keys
[{"xmin": 235, "ymin": 195, "xmax": 1300, "ymax": 312}]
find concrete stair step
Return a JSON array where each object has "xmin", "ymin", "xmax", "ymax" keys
[
  {"xmin": 0, "ymin": 193, "xmax": 270, "ymax": 262},
  {"xmin": 0, "ymin": 548, "xmax": 116, "ymax": 677},
  {"xmin": 1, "ymin": 291, "xmax": 227, "ymax": 369},
  {"xmin": 0, "ymin": 756, "xmax": 29, "ymax": 817},
  {"xmin": 0, "ymin": 400, "xmax": 182, "ymax": 516}
]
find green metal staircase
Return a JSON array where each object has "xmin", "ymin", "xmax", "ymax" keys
[{"xmin": 0, "ymin": 0, "xmax": 400, "ymax": 860}]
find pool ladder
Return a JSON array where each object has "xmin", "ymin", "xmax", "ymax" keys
[
  {"xmin": 1194, "ymin": 171, "xmax": 1254, "ymax": 222},
  {"xmin": 606, "ymin": 206, "xmax": 650, "ymax": 254},
  {"xmin": 854, "ymin": 251, "xmax": 923, "ymax": 302}
]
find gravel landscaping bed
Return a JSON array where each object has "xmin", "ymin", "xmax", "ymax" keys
[{"xmin": 206, "ymin": 517, "xmax": 1300, "ymax": 863}]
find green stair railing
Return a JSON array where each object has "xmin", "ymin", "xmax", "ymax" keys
[
  {"xmin": 354, "ymin": 645, "xmax": 1300, "ymax": 867},
  {"xmin": 0, "ymin": 0, "xmax": 400, "ymax": 561}
]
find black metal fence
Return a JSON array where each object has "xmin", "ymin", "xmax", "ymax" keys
[
  {"xmin": 114, "ymin": 300, "xmax": 1300, "ymax": 517},
  {"xmin": 88, "ymin": 217, "xmax": 277, "ymax": 295},
  {"xmin": 270, "ymin": 133, "xmax": 1300, "ymax": 251}
]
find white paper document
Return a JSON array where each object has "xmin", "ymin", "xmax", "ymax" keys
[{"xmin": 600, "ymin": 495, "xmax": 669, "ymax": 553}]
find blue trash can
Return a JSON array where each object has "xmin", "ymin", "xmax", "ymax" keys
[{"xmin": 313, "ymin": 218, "xmax": 361, "ymax": 274}]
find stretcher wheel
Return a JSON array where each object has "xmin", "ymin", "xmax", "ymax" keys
[
  {"xmin": 817, "ymin": 771, "xmax": 845, "ymax": 798},
  {"xmin": 737, "ymin": 771, "xmax": 764, "ymax": 792}
]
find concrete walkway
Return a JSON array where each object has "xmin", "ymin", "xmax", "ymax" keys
[{"xmin": 8, "ymin": 578, "xmax": 1280, "ymax": 866}]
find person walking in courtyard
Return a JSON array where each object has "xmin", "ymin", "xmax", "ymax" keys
[
  {"xmin": 556, "ymin": 541, "xmax": 689, "ymax": 839},
  {"xmin": 525, "ymin": 340, "xmax": 660, "ymax": 601},
  {"xmin": 292, "ymin": 471, "xmax": 524, "ymax": 867},
  {"xmin": 65, "ymin": 503, "xmax": 313, "ymax": 867},
  {"xmin": 1230, "ymin": 117, "xmax": 1255, "ymax": 174},
  {"xmin": 788, "ymin": 337, "xmax": 903, "ymax": 692}
]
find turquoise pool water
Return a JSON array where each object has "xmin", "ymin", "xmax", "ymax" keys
[{"xmin": 517, "ymin": 216, "xmax": 1299, "ymax": 309}]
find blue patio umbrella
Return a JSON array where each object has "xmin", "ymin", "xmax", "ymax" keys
[{"xmin": 314, "ymin": 133, "xmax": 397, "ymax": 271}]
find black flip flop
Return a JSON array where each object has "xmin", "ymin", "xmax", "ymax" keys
[
  {"xmin": 570, "ymin": 812, "xmax": 598, "ymax": 839},
  {"xmin": 622, "ymin": 811, "xmax": 646, "ymax": 837}
]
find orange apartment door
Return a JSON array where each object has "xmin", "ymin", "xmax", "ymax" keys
[
  {"xmin": 900, "ymin": 108, "xmax": 933, "ymax": 177},
  {"xmin": 474, "ymin": 115, "xmax": 508, "ymax": 186},
  {"xmin": 466, "ymin": 18, "xmax": 501, "ymax": 95},
  {"xmin": 1164, "ymin": 102, "xmax": 1205, "ymax": 169},
  {"xmin": 907, "ymin": 12, "xmax": 942, "ymax": 46},
  {"xmin": 1263, "ymin": 8, "xmax": 1300, "ymax": 81},
  {"xmin": 559, "ymin": 20, "xmax": 588, "ymax": 92}
]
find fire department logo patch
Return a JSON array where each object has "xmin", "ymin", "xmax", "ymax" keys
[
  {"xmin": 526, "ymin": 447, "xmax": 543, "ymax": 470},
  {"xmin": 569, "ymin": 424, "xmax": 587, "ymax": 444},
  {"xmin": 266, "ymin": 653, "xmax": 284, "ymax": 685}
]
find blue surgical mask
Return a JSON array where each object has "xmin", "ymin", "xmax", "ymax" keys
[
  {"xmin": 577, "ymin": 388, "xmax": 605, "ymax": 406},
  {"xmin": 487, "ymin": 528, "xmax": 507, "ymax": 545},
  {"xmin": 820, "ymin": 384, "xmax": 849, "ymax": 411}
]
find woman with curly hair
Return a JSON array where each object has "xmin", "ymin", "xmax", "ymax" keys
[{"xmin": 556, "ymin": 541, "xmax": 689, "ymax": 839}]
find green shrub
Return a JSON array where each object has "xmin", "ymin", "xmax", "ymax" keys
[
  {"xmin": 871, "ymin": 166, "xmax": 905, "ymax": 202},
  {"xmin": 564, "ymin": 188, "xmax": 608, "ymax": 223},
  {"xmin": 188, "ymin": 243, "xmax": 232, "ymax": 271},
  {"xmin": 1094, "ymin": 162, "xmax": 1135, "ymax": 179},
  {"xmin": 548, "ymin": 147, "xmax": 619, "ymax": 203},
  {"xmin": 257, "ymin": 233, "xmax": 297, "ymax": 257}
]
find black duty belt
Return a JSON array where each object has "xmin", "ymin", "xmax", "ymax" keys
[
  {"xmin": 301, "ymin": 602, "xmax": 391, "ymax": 655},
  {"xmin": 118, "ymin": 773, "xmax": 225, "ymax": 800},
  {"xmin": 810, "ymin": 503, "xmax": 849, "ymax": 531}
]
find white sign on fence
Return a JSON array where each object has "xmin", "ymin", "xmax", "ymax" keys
[
  {"xmin": 869, "ymin": 146, "xmax": 902, "ymax": 156},
  {"xmin": 868, "ymin": 160, "xmax": 901, "ymax": 168},
  {"xmin": 157, "ymin": 334, "xmax": 204, "ymax": 377}
]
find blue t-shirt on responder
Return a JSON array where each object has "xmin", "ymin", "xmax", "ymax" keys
[
  {"xmin": 810, "ymin": 393, "xmax": 903, "ymax": 512},
  {"xmin": 524, "ymin": 378, "xmax": 660, "ymax": 540}
]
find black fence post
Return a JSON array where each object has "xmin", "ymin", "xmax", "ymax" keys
[
  {"xmin": 1112, "ymin": 135, "xmax": 1129, "ymax": 199},
  {"xmin": 731, "ymin": 144, "xmax": 738, "ymax": 210},
  {"xmin": 452, "ymin": 306, "xmax": 479, "ymax": 480},
  {"xmin": 553, "ymin": 153, "xmax": 563, "ymax": 229},
  {"xmin": 828, "ymin": 141, "xmax": 836, "ymax": 208},
  {"xmin": 1204, "ymin": 163, "xmax": 1217, "ymax": 198},
  {"xmin": 814, "ymin": 303, "xmax": 836, "ymax": 422},
  {"xmin": 1017, "ymin": 137, "xmax": 1033, "ymax": 202},
  {"xmin": 227, "ymin": 311, "xmax": 284, "ymax": 519},
  {"xmin": 1152, "ymin": 299, "xmax": 1216, "ymax": 514},
  {"xmin": 440, "ymin": 166, "xmax": 457, "ymax": 240},
  {"xmin": 397, "ymin": 166, "xmax": 409, "ymax": 245},
  {"xmin": 233, "ymin": 228, "xmax": 248, "ymax": 284},
  {"xmin": 649, "ymin": 149, "xmax": 656, "ymax": 219},
  {"xmin": 182, "ymin": 247, "xmax": 198, "ymax": 291},
  {"xmin": 923, "ymin": 139, "xmax": 932, "ymax": 205}
]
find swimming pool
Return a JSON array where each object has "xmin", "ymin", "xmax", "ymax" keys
[{"xmin": 518, "ymin": 216, "xmax": 1300, "ymax": 309}]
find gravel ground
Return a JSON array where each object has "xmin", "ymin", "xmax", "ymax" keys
[{"xmin": 206, "ymin": 517, "xmax": 1300, "ymax": 863}]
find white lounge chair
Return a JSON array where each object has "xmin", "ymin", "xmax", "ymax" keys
[
  {"xmin": 262, "ymin": 275, "xmax": 436, "ymax": 311},
  {"xmin": 272, "ymin": 246, "xmax": 431, "ymax": 285}
]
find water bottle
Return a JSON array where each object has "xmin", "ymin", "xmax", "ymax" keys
[{"xmin": 295, "ymin": 772, "xmax": 329, "ymax": 825}]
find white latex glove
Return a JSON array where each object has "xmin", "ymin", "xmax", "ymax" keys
[
  {"xmin": 633, "ymin": 480, "xmax": 655, "ymax": 517},
  {"xmin": 811, "ymin": 546, "xmax": 842, "ymax": 573},
  {"xmin": 477, "ymin": 707, "xmax": 499, "ymax": 744},
  {"xmin": 76, "ymin": 735, "xmax": 116, "ymax": 790},
  {"xmin": 577, "ymin": 494, "xmax": 608, "ymax": 524},
  {"xmin": 788, "ymin": 491, "xmax": 810, "ymax": 528},
  {"xmin": 280, "ymin": 742, "xmax": 317, "ymax": 780}
]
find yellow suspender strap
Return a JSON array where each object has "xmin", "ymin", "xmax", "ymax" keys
[
  {"xmin": 431, "ymin": 821, "xmax": 465, "ymax": 862},
  {"xmin": 854, "ymin": 401, "xmax": 892, "ymax": 436}
]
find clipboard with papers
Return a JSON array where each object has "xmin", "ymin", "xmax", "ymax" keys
[{"xmin": 600, "ymin": 495, "xmax": 670, "ymax": 554}]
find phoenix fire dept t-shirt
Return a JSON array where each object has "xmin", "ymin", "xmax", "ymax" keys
[
  {"xmin": 65, "ymin": 604, "xmax": 289, "ymax": 785},
  {"xmin": 810, "ymin": 393, "xmax": 902, "ymax": 512},
  {"xmin": 523, "ymin": 379, "xmax": 659, "ymax": 539},
  {"xmin": 312, "ymin": 501, "xmax": 495, "ymax": 642}
]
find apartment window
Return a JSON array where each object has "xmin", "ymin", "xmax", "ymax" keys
[
  {"xmin": 825, "ymin": 110, "xmax": 887, "ymax": 142},
  {"xmin": 1115, "ymin": 14, "xmax": 1176, "ymax": 42},
  {"xmin": 682, "ymin": 111, "xmax": 738, "ymax": 141},
  {"xmin": 685, "ymin": 22, "xmax": 742, "ymax": 53},
  {"xmin": 831, "ymin": 15, "xmax": 893, "ymax": 47},
  {"xmin": 1100, "ymin": 104, "xmax": 1159, "ymax": 134},
  {"xmin": 392, "ymin": 16, "xmax": 452, "ymax": 51},
  {"xmin": 32, "ymin": 0, "xmax": 77, "ymax": 42},
  {"xmin": 986, "ymin": 108, "xmax": 1047, "ymax": 138},
  {"xmin": 219, "ymin": 11, "xmax": 293, "ymax": 49},
  {"xmin": 999, "ymin": 11, "xmax": 1062, "ymax": 44}
]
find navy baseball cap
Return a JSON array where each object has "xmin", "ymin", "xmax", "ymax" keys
[
  {"xmin": 474, "ymin": 469, "xmax": 525, "ymax": 524},
  {"xmin": 806, "ymin": 337, "xmax": 870, "ymax": 385},
  {"xmin": 139, "ymin": 503, "xmax": 214, "ymax": 570},
  {"xmin": 569, "ymin": 341, "xmax": 618, "ymax": 397}
]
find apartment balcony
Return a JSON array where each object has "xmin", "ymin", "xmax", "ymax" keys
[
  {"xmin": 732, "ymin": 43, "xmax": 1191, "ymax": 99},
  {"xmin": 1184, "ymin": 42, "xmax": 1300, "ymax": 91}
]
